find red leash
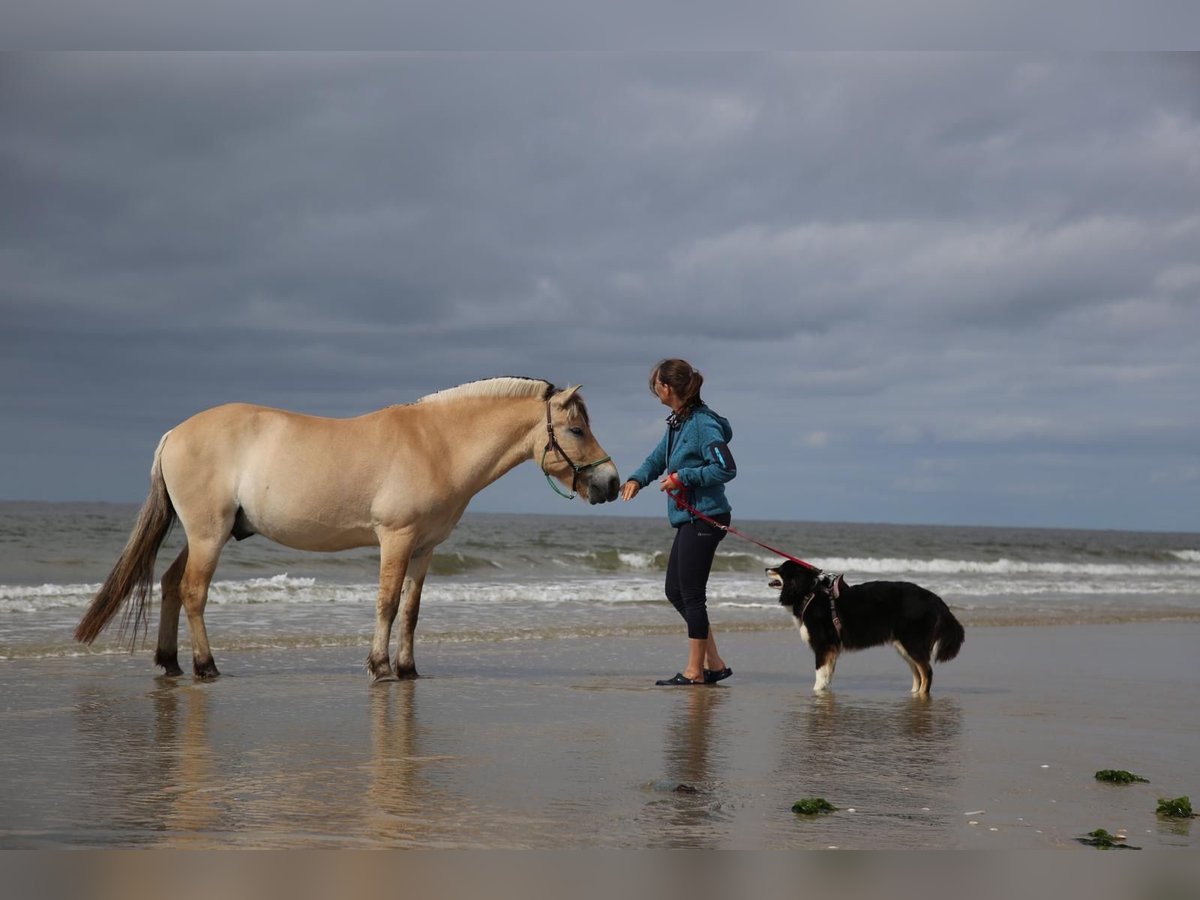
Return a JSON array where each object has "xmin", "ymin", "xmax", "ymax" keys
[{"xmin": 667, "ymin": 490, "xmax": 820, "ymax": 571}]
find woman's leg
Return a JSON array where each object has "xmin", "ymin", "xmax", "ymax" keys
[
  {"xmin": 668, "ymin": 516, "xmax": 729, "ymax": 680},
  {"xmin": 703, "ymin": 633, "xmax": 726, "ymax": 673}
]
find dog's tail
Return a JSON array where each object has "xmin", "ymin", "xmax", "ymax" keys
[{"xmin": 933, "ymin": 610, "xmax": 965, "ymax": 663}]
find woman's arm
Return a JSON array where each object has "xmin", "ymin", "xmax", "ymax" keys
[{"xmin": 674, "ymin": 416, "xmax": 736, "ymax": 488}]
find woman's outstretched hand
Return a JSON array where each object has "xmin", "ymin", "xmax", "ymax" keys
[{"xmin": 620, "ymin": 480, "xmax": 641, "ymax": 501}]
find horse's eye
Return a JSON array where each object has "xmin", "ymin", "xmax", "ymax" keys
[{"xmin": 569, "ymin": 426, "xmax": 584, "ymax": 437}]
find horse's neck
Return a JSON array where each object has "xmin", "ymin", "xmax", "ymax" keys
[{"xmin": 417, "ymin": 398, "xmax": 541, "ymax": 494}]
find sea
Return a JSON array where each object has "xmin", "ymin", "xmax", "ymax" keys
[{"xmin": 2, "ymin": 501, "xmax": 1199, "ymax": 662}]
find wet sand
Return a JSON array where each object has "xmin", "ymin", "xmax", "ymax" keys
[{"xmin": 1, "ymin": 622, "xmax": 1198, "ymax": 850}]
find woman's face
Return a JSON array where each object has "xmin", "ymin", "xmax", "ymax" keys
[{"xmin": 654, "ymin": 378, "xmax": 680, "ymax": 410}]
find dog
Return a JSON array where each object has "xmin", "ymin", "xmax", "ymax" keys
[{"xmin": 766, "ymin": 559, "xmax": 964, "ymax": 696}]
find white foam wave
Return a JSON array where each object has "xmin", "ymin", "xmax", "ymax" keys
[
  {"xmin": 1, "ymin": 574, "xmax": 338, "ymax": 612},
  {"xmin": 1169, "ymin": 550, "xmax": 1200, "ymax": 562},
  {"xmin": 3, "ymin": 555, "xmax": 1199, "ymax": 618},
  {"xmin": 811, "ymin": 556, "xmax": 1200, "ymax": 578}
]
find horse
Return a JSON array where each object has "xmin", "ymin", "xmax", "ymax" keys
[{"xmin": 74, "ymin": 377, "xmax": 621, "ymax": 681}]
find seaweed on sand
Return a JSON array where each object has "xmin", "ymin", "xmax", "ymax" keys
[
  {"xmin": 1156, "ymin": 796, "xmax": 1195, "ymax": 818},
  {"xmin": 791, "ymin": 798, "xmax": 837, "ymax": 815},
  {"xmin": 1094, "ymin": 769, "xmax": 1148, "ymax": 784},
  {"xmin": 1077, "ymin": 829, "xmax": 1140, "ymax": 850}
]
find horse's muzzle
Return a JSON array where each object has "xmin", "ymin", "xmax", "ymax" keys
[{"xmin": 587, "ymin": 465, "xmax": 621, "ymax": 504}]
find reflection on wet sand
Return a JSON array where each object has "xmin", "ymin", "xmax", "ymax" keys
[
  {"xmin": 642, "ymin": 688, "xmax": 732, "ymax": 849},
  {"xmin": 776, "ymin": 692, "xmax": 964, "ymax": 847},
  {"xmin": 367, "ymin": 680, "xmax": 459, "ymax": 845},
  {"xmin": 154, "ymin": 683, "xmax": 222, "ymax": 845},
  {"xmin": 69, "ymin": 679, "xmax": 181, "ymax": 846},
  {"xmin": 366, "ymin": 681, "xmax": 515, "ymax": 848}
]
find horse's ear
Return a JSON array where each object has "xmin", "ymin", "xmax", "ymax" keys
[{"xmin": 557, "ymin": 384, "xmax": 583, "ymax": 401}]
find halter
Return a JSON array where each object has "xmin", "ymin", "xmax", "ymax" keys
[{"xmin": 541, "ymin": 400, "xmax": 612, "ymax": 500}]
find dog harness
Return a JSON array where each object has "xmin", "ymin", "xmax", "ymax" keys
[{"xmin": 798, "ymin": 572, "xmax": 845, "ymax": 638}]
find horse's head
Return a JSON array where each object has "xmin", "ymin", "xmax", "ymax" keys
[{"xmin": 541, "ymin": 385, "xmax": 621, "ymax": 504}]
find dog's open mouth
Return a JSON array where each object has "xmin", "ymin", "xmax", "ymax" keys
[{"xmin": 766, "ymin": 568, "xmax": 783, "ymax": 590}]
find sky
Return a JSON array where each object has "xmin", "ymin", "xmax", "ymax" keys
[{"xmin": 2, "ymin": 52, "xmax": 1199, "ymax": 532}]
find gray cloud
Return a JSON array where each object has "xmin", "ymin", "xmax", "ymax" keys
[{"xmin": 2, "ymin": 53, "xmax": 1198, "ymax": 530}]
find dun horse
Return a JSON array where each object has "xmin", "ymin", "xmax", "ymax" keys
[{"xmin": 75, "ymin": 378, "xmax": 620, "ymax": 680}]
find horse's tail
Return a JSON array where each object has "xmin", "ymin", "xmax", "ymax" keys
[
  {"xmin": 75, "ymin": 432, "xmax": 176, "ymax": 648},
  {"xmin": 933, "ymin": 608, "xmax": 965, "ymax": 663}
]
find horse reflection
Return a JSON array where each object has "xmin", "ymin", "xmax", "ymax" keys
[
  {"xmin": 153, "ymin": 684, "xmax": 223, "ymax": 846},
  {"xmin": 366, "ymin": 681, "xmax": 469, "ymax": 846}
]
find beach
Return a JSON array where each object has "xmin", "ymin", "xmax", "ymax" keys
[
  {"xmin": 2, "ymin": 504, "xmax": 1198, "ymax": 853},
  {"xmin": 2, "ymin": 622, "xmax": 1197, "ymax": 850}
]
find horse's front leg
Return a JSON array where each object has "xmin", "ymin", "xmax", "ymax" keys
[
  {"xmin": 368, "ymin": 534, "xmax": 412, "ymax": 682},
  {"xmin": 394, "ymin": 553, "xmax": 432, "ymax": 679}
]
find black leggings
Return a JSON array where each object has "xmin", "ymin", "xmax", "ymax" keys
[{"xmin": 664, "ymin": 513, "xmax": 730, "ymax": 640}]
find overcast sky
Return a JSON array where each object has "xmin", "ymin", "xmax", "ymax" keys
[{"xmin": 2, "ymin": 53, "xmax": 1198, "ymax": 532}]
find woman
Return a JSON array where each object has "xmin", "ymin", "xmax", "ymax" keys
[{"xmin": 621, "ymin": 359, "xmax": 737, "ymax": 686}]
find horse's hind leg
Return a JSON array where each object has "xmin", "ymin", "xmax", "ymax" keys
[
  {"xmin": 395, "ymin": 553, "xmax": 432, "ymax": 679},
  {"xmin": 179, "ymin": 539, "xmax": 225, "ymax": 680},
  {"xmin": 368, "ymin": 533, "xmax": 413, "ymax": 682},
  {"xmin": 154, "ymin": 547, "xmax": 189, "ymax": 676}
]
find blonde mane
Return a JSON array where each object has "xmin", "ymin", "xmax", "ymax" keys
[
  {"xmin": 416, "ymin": 377, "xmax": 555, "ymax": 406},
  {"xmin": 415, "ymin": 377, "xmax": 589, "ymax": 423}
]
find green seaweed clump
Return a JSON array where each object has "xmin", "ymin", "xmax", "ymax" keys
[
  {"xmin": 1156, "ymin": 796, "xmax": 1195, "ymax": 818},
  {"xmin": 1077, "ymin": 829, "xmax": 1140, "ymax": 850},
  {"xmin": 1094, "ymin": 769, "xmax": 1148, "ymax": 784},
  {"xmin": 791, "ymin": 797, "xmax": 837, "ymax": 815}
]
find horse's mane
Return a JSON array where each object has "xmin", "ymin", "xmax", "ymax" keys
[{"xmin": 416, "ymin": 377, "xmax": 590, "ymax": 423}]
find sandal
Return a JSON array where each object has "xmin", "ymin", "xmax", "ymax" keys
[
  {"xmin": 655, "ymin": 672, "xmax": 702, "ymax": 686},
  {"xmin": 703, "ymin": 667, "xmax": 733, "ymax": 684}
]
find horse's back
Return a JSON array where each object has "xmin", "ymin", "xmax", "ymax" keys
[
  {"xmin": 164, "ymin": 402, "xmax": 338, "ymax": 479},
  {"xmin": 160, "ymin": 403, "xmax": 390, "ymax": 549}
]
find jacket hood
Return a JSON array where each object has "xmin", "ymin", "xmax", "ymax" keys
[{"xmin": 694, "ymin": 405, "xmax": 733, "ymax": 441}]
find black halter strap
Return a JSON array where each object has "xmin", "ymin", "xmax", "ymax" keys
[{"xmin": 541, "ymin": 400, "xmax": 611, "ymax": 500}]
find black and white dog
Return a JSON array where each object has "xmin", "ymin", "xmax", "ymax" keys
[{"xmin": 766, "ymin": 560, "xmax": 964, "ymax": 696}]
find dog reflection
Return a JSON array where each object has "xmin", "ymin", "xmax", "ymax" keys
[{"xmin": 777, "ymin": 692, "xmax": 965, "ymax": 834}]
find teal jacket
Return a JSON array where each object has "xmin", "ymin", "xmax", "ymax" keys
[{"xmin": 628, "ymin": 404, "xmax": 735, "ymax": 527}]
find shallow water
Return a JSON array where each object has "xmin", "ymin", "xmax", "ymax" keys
[
  {"xmin": 2, "ymin": 625, "xmax": 1197, "ymax": 850},
  {"xmin": 3, "ymin": 504, "xmax": 1199, "ymax": 661},
  {"xmin": 3, "ymin": 505, "xmax": 1197, "ymax": 848}
]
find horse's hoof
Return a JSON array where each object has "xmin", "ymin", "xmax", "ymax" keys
[
  {"xmin": 155, "ymin": 650, "xmax": 184, "ymax": 677},
  {"xmin": 368, "ymin": 655, "xmax": 396, "ymax": 682},
  {"xmin": 371, "ymin": 671, "xmax": 400, "ymax": 684},
  {"xmin": 395, "ymin": 667, "xmax": 420, "ymax": 680},
  {"xmin": 193, "ymin": 657, "xmax": 220, "ymax": 680}
]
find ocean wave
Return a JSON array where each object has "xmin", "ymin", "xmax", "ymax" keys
[
  {"xmin": 564, "ymin": 548, "xmax": 667, "ymax": 571},
  {"xmin": 548, "ymin": 550, "xmax": 1200, "ymax": 577},
  {"xmin": 5, "ymin": 558, "xmax": 1200, "ymax": 618},
  {"xmin": 809, "ymin": 556, "xmax": 1200, "ymax": 578},
  {"xmin": 429, "ymin": 552, "xmax": 506, "ymax": 575}
]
